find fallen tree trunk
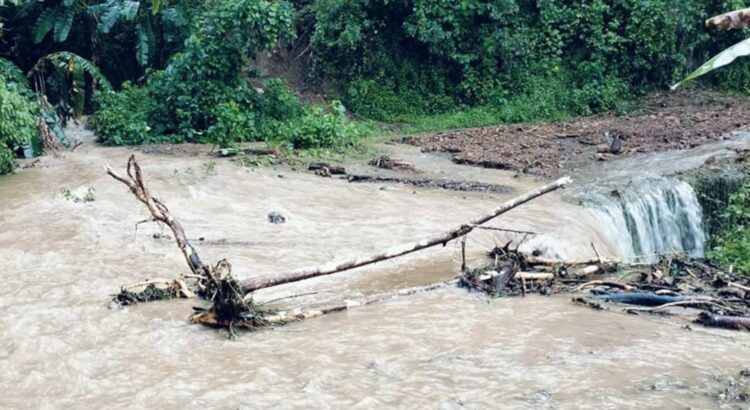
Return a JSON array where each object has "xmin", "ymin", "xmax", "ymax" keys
[
  {"xmin": 241, "ymin": 176, "xmax": 571, "ymax": 293},
  {"xmin": 597, "ymin": 292, "xmax": 684, "ymax": 307},
  {"xmin": 514, "ymin": 272, "xmax": 554, "ymax": 281},
  {"xmin": 696, "ymin": 313, "xmax": 750, "ymax": 331},
  {"xmin": 108, "ymin": 156, "xmax": 571, "ymax": 333},
  {"xmin": 195, "ymin": 281, "xmax": 453, "ymax": 330}
]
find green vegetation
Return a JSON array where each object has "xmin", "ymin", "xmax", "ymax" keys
[
  {"xmin": 709, "ymin": 177, "xmax": 750, "ymax": 275},
  {"xmin": 2, "ymin": 0, "xmax": 750, "ymax": 168},
  {"xmin": 309, "ymin": 0, "xmax": 743, "ymax": 125},
  {"xmin": 93, "ymin": 82, "xmax": 156, "ymax": 145},
  {"xmin": 92, "ymin": 0, "xmax": 364, "ymax": 150},
  {"xmin": 0, "ymin": 77, "xmax": 37, "ymax": 174},
  {"xmin": 674, "ymin": 6, "xmax": 750, "ymax": 274},
  {"xmin": 691, "ymin": 169, "xmax": 750, "ymax": 276},
  {"xmin": 60, "ymin": 186, "xmax": 96, "ymax": 203}
]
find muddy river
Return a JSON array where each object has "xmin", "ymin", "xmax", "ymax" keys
[{"xmin": 1, "ymin": 131, "xmax": 749, "ymax": 409}]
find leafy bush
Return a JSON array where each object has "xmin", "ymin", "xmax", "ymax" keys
[
  {"xmin": 93, "ymin": 83, "xmax": 157, "ymax": 145},
  {"xmin": 273, "ymin": 101, "xmax": 364, "ymax": 149},
  {"xmin": 710, "ymin": 180, "xmax": 750, "ymax": 275},
  {"xmin": 257, "ymin": 78, "xmax": 303, "ymax": 121},
  {"xmin": 0, "ymin": 78, "xmax": 38, "ymax": 174},
  {"xmin": 206, "ymin": 101, "xmax": 253, "ymax": 148},
  {"xmin": 0, "ymin": 57, "xmax": 33, "ymax": 97}
]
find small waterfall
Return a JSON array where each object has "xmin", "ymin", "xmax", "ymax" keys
[{"xmin": 579, "ymin": 178, "xmax": 705, "ymax": 262}]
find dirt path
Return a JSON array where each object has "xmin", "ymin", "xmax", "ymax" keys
[{"xmin": 408, "ymin": 91, "xmax": 750, "ymax": 177}]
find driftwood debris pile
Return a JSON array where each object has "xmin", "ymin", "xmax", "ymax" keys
[
  {"xmin": 458, "ymin": 245, "xmax": 616, "ymax": 298},
  {"xmin": 108, "ymin": 155, "xmax": 570, "ymax": 335},
  {"xmin": 571, "ymin": 257, "xmax": 750, "ymax": 331},
  {"xmin": 368, "ymin": 155, "xmax": 419, "ymax": 172},
  {"xmin": 453, "ymin": 240, "xmax": 750, "ymax": 332}
]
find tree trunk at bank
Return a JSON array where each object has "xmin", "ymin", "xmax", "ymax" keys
[{"xmin": 240, "ymin": 176, "xmax": 571, "ymax": 293}]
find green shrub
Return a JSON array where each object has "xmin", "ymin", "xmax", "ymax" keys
[
  {"xmin": 206, "ymin": 101, "xmax": 254, "ymax": 148},
  {"xmin": 710, "ymin": 180, "xmax": 750, "ymax": 275},
  {"xmin": 274, "ymin": 101, "xmax": 364, "ymax": 149},
  {"xmin": 0, "ymin": 57, "xmax": 33, "ymax": 97},
  {"xmin": 345, "ymin": 78, "xmax": 454, "ymax": 121},
  {"xmin": 93, "ymin": 83, "xmax": 159, "ymax": 145},
  {"xmin": 257, "ymin": 78, "xmax": 303, "ymax": 121},
  {"xmin": 0, "ymin": 78, "xmax": 37, "ymax": 174}
]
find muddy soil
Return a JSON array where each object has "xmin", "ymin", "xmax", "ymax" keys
[{"xmin": 409, "ymin": 91, "xmax": 750, "ymax": 177}]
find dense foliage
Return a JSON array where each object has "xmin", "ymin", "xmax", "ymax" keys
[
  {"xmin": 710, "ymin": 179, "xmax": 750, "ymax": 275},
  {"xmin": 93, "ymin": 0, "xmax": 363, "ymax": 149},
  {"xmin": 0, "ymin": 78, "xmax": 37, "ymax": 174},
  {"xmin": 4, "ymin": 0, "xmax": 750, "ymax": 154},
  {"xmin": 309, "ymin": 0, "xmax": 750, "ymax": 121}
]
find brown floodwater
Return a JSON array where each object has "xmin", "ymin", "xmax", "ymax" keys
[{"xmin": 1, "ymin": 132, "xmax": 749, "ymax": 409}]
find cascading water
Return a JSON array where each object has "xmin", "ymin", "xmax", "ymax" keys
[
  {"xmin": 576, "ymin": 178, "xmax": 705, "ymax": 262},
  {"xmin": 561, "ymin": 133, "xmax": 750, "ymax": 262}
]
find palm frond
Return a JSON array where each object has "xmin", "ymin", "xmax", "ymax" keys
[
  {"xmin": 98, "ymin": 0, "xmax": 140, "ymax": 33},
  {"xmin": 121, "ymin": 0, "xmax": 139, "ymax": 20},
  {"xmin": 136, "ymin": 23, "xmax": 149, "ymax": 66},
  {"xmin": 160, "ymin": 7, "xmax": 186, "ymax": 27},
  {"xmin": 99, "ymin": 1, "xmax": 123, "ymax": 33}
]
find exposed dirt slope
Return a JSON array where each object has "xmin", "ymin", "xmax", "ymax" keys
[{"xmin": 408, "ymin": 91, "xmax": 750, "ymax": 177}]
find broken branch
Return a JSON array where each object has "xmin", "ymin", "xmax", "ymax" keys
[{"xmin": 107, "ymin": 155, "xmax": 204, "ymax": 275}]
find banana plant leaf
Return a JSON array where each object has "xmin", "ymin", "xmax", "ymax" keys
[{"xmin": 671, "ymin": 37, "xmax": 750, "ymax": 90}]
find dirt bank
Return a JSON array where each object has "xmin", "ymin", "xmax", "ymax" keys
[{"xmin": 408, "ymin": 91, "xmax": 750, "ymax": 177}]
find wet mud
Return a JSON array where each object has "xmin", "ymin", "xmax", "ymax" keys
[{"xmin": 410, "ymin": 91, "xmax": 750, "ymax": 176}]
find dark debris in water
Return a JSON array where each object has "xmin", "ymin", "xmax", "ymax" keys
[
  {"xmin": 113, "ymin": 282, "xmax": 185, "ymax": 305},
  {"xmin": 267, "ymin": 211, "xmax": 286, "ymax": 224},
  {"xmin": 571, "ymin": 256, "xmax": 750, "ymax": 330},
  {"xmin": 462, "ymin": 245, "xmax": 750, "ymax": 333},
  {"xmin": 346, "ymin": 174, "xmax": 512, "ymax": 193}
]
